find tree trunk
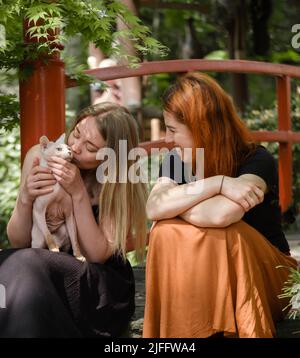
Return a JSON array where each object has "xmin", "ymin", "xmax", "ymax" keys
[
  {"xmin": 226, "ymin": 0, "xmax": 249, "ymax": 114},
  {"xmin": 250, "ymin": 0, "xmax": 272, "ymax": 56},
  {"xmin": 118, "ymin": 0, "xmax": 143, "ymax": 139}
]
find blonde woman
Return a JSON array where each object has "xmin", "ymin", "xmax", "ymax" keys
[{"xmin": 1, "ymin": 102, "xmax": 148, "ymax": 337}]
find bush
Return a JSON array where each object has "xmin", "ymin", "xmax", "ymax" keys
[{"xmin": 0, "ymin": 127, "xmax": 20, "ymax": 248}]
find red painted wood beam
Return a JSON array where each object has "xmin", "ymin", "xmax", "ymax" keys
[
  {"xmin": 251, "ymin": 130, "xmax": 300, "ymax": 143},
  {"xmin": 277, "ymin": 76, "xmax": 293, "ymax": 212},
  {"xmin": 139, "ymin": 139, "xmax": 175, "ymax": 154},
  {"xmin": 66, "ymin": 59, "xmax": 300, "ymax": 87},
  {"xmin": 138, "ymin": 130, "xmax": 300, "ymax": 154},
  {"xmin": 19, "ymin": 20, "xmax": 65, "ymax": 166}
]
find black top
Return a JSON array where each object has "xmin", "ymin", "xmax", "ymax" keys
[
  {"xmin": 158, "ymin": 146, "xmax": 290, "ymax": 254},
  {"xmin": 92, "ymin": 204, "xmax": 100, "ymax": 223}
]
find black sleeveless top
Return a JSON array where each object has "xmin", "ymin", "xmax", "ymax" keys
[{"xmin": 92, "ymin": 204, "xmax": 99, "ymax": 222}]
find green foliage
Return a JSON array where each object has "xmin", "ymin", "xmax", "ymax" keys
[
  {"xmin": 142, "ymin": 73, "xmax": 176, "ymax": 108},
  {"xmin": 0, "ymin": 0, "xmax": 168, "ymax": 131},
  {"xmin": 245, "ymin": 104, "xmax": 279, "ymax": 155},
  {"xmin": 63, "ymin": 56, "xmax": 98, "ymax": 86},
  {"xmin": 0, "ymin": 92, "xmax": 19, "ymax": 131},
  {"xmin": 271, "ymin": 50, "xmax": 300, "ymax": 64},
  {"xmin": 277, "ymin": 265, "xmax": 300, "ymax": 320},
  {"xmin": 204, "ymin": 50, "xmax": 228, "ymax": 60},
  {"xmin": 267, "ymin": 0, "xmax": 300, "ymax": 65},
  {"xmin": 0, "ymin": 127, "xmax": 20, "ymax": 248},
  {"xmin": 0, "ymin": 0, "xmax": 168, "ymax": 69}
]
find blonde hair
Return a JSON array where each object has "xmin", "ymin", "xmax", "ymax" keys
[{"xmin": 66, "ymin": 102, "xmax": 148, "ymax": 262}]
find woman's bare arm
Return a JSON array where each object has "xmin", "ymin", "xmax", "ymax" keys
[
  {"xmin": 180, "ymin": 195, "xmax": 245, "ymax": 227},
  {"xmin": 71, "ymin": 188, "xmax": 113, "ymax": 264},
  {"xmin": 7, "ymin": 145, "xmax": 39, "ymax": 247},
  {"xmin": 180, "ymin": 174, "xmax": 266, "ymax": 227},
  {"xmin": 7, "ymin": 144, "xmax": 56, "ymax": 248},
  {"xmin": 146, "ymin": 175, "xmax": 224, "ymax": 221},
  {"xmin": 7, "ymin": 193, "xmax": 34, "ymax": 248}
]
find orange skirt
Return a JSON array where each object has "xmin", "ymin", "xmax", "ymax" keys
[{"xmin": 143, "ymin": 219, "xmax": 298, "ymax": 338}]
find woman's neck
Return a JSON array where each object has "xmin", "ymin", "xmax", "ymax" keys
[{"xmin": 80, "ymin": 169, "xmax": 101, "ymax": 205}]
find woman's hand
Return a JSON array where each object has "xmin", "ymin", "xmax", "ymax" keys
[
  {"xmin": 21, "ymin": 157, "xmax": 57, "ymax": 204},
  {"xmin": 220, "ymin": 176, "xmax": 264, "ymax": 212},
  {"xmin": 47, "ymin": 156, "xmax": 85, "ymax": 197}
]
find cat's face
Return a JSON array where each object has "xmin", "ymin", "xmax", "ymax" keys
[
  {"xmin": 40, "ymin": 136, "xmax": 73, "ymax": 161},
  {"xmin": 50, "ymin": 143, "xmax": 73, "ymax": 161}
]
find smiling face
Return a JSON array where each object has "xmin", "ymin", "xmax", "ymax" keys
[
  {"xmin": 67, "ymin": 116, "xmax": 107, "ymax": 170},
  {"xmin": 163, "ymin": 110, "xmax": 194, "ymax": 155}
]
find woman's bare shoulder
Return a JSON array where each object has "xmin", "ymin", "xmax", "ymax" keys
[
  {"xmin": 26, "ymin": 143, "xmax": 41, "ymax": 156},
  {"xmin": 20, "ymin": 144, "xmax": 41, "ymax": 184},
  {"xmin": 24, "ymin": 144, "xmax": 41, "ymax": 162}
]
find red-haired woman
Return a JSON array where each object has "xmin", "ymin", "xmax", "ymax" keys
[{"xmin": 143, "ymin": 72, "xmax": 298, "ymax": 338}]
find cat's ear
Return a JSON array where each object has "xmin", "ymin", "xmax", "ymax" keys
[{"xmin": 40, "ymin": 136, "xmax": 49, "ymax": 151}]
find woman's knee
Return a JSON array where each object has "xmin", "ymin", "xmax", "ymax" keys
[
  {"xmin": 152, "ymin": 217, "xmax": 204, "ymax": 236},
  {"xmin": 2, "ymin": 250, "xmax": 51, "ymax": 310},
  {"xmin": 0, "ymin": 249, "xmax": 48, "ymax": 292},
  {"xmin": 152, "ymin": 218, "xmax": 245, "ymax": 235},
  {"xmin": 150, "ymin": 218, "xmax": 250, "ymax": 247},
  {"xmin": 149, "ymin": 218, "xmax": 209, "ymax": 251},
  {"xmin": 5, "ymin": 248, "xmax": 44, "ymax": 270}
]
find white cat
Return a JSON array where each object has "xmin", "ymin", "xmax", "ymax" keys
[{"xmin": 31, "ymin": 135, "xmax": 85, "ymax": 261}]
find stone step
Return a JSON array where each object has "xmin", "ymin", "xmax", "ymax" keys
[
  {"xmin": 287, "ymin": 239, "xmax": 300, "ymax": 263},
  {"xmin": 276, "ymin": 319, "xmax": 300, "ymax": 338}
]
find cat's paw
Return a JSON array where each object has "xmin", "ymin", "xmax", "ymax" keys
[{"xmin": 76, "ymin": 255, "xmax": 86, "ymax": 262}]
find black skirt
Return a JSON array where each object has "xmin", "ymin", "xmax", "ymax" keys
[{"xmin": 0, "ymin": 247, "xmax": 135, "ymax": 338}]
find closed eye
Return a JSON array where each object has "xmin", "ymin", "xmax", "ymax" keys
[
  {"xmin": 166, "ymin": 125, "xmax": 176, "ymax": 133},
  {"xmin": 56, "ymin": 147, "xmax": 62, "ymax": 151},
  {"xmin": 72, "ymin": 126, "xmax": 80, "ymax": 137}
]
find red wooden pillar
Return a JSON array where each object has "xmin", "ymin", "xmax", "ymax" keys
[
  {"xmin": 19, "ymin": 20, "xmax": 65, "ymax": 166},
  {"xmin": 276, "ymin": 76, "xmax": 293, "ymax": 212}
]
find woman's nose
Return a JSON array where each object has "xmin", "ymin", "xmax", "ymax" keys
[
  {"xmin": 164, "ymin": 131, "xmax": 174, "ymax": 144},
  {"xmin": 71, "ymin": 142, "xmax": 81, "ymax": 154}
]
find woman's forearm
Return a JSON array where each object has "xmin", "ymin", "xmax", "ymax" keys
[
  {"xmin": 7, "ymin": 190, "xmax": 33, "ymax": 248},
  {"xmin": 71, "ymin": 188, "xmax": 110, "ymax": 263},
  {"xmin": 180, "ymin": 195, "xmax": 245, "ymax": 228},
  {"xmin": 146, "ymin": 175, "xmax": 223, "ymax": 220}
]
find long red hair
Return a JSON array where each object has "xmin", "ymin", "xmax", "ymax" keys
[{"xmin": 162, "ymin": 72, "xmax": 255, "ymax": 178}]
